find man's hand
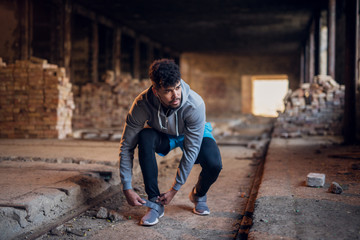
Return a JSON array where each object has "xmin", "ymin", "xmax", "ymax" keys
[
  {"xmin": 158, "ymin": 188, "xmax": 178, "ymax": 205},
  {"xmin": 123, "ymin": 189, "xmax": 146, "ymax": 206}
]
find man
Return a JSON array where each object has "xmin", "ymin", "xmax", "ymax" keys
[{"xmin": 119, "ymin": 59, "xmax": 222, "ymax": 226}]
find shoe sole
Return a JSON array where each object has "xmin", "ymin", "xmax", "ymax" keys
[
  {"xmin": 189, "ymin": 189, "xmax": 210, "ymax": 216},
  {"xmin": 140, "ymin": 212, "xmax": 164, "ymax": 226},
  {"xmin": 193, "ymin": 209, "xmax": 210, "ymax": 216}
]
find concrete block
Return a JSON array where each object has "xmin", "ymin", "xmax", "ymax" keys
[{"xmin": 306, "ymin": 173, "xmax": 325, "ymax": 187}]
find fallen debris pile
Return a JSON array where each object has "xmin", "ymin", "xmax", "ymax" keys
[
  {"xmin": 273, "ymin": 75, "xmax": 344, "ymax": 138},
  {"xmin": 72, "ymin": 74, "xmax": 150, "ymax": 139},
  {"xmin": 96, "ymin": 206, "xmax": 124, "ymax": 222}
]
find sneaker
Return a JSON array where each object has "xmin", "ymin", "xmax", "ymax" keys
[
  {"xmin": 189, "ymin": 187, "xmax": 210, "ymax": 215},
  {"xmin": 140, "ymin": 198, "xmax": 164, "ymax": 226}
]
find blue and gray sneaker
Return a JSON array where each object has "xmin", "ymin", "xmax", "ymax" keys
[
  {"xmin": 140, "ymin": 198, "xmax": 164, "ymax": 226},
  {"xmin": 189, "ymin": 187, "xmax": 210, "ymax": 215}
]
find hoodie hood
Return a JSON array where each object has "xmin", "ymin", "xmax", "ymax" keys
[{"xmin": 146, "ymin": 79, "xmax": 191, "ymax": 136}]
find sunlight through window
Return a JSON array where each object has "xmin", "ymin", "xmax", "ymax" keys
[{"xmin": 252, "ymin": 78, "xmax": 289, "ymax": 117}]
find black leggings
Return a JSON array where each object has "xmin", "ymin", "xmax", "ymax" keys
[{"xmin": 138, "ymin": 128, "xmax": 222, "ymax": 200}]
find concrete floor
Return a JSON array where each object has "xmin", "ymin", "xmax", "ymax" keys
[
  {"xmin": 0, "ymin": 138, "xmax": 261, "ymax": 239},
  {"xmin": 249, "ymin": 137, "xmax": 360, "ymax": 240},
  {"xmin": 1, "ymin": 118, "xmax": 359, "ymax": 240},
  {"xmin": 75, "ymin": 146, "xmax": 258, "ymax": 240}
]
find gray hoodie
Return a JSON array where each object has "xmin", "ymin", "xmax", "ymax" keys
[{"xmin": 119, "ymin": 79, "xmax": 205, "ymax": 191}]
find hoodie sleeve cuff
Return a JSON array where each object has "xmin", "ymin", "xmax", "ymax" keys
[
  {"xmin": 172, "ymin": 182, "xmax": 182, "ymax": 191},
  {"xmin": 122, "ymin": 182, "xmax": 132, "ymax": 191}
]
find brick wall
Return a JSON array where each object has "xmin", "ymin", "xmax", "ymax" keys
[
  {"xmin": 180, "ymin": 53, "xmax": 300, "ymax": 117},
  {"xmin": 0, "ymin": 58, "xmax": 74, "ymax": 139}
]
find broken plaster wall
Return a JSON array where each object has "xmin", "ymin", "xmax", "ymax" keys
[{"xmin": 180, "ymin": 53, "xmax": 300, "ymax": 117}]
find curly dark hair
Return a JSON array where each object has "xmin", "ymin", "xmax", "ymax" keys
[{"xmin": 149, "ymin": 59, "xmax": 181, "ymax": 89}]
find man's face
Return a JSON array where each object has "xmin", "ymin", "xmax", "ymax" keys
[{"xmin": 154, "ymin": 81, "xmax": 182, "ymax": 109}]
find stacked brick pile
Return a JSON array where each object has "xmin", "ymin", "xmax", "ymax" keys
[
  {"xmin": 273, "ymin": 75, "xmax": 345, "ymax": 138},
  {"xmin": 72, "ymin": 75, "xmax": 150, "ymax": 131},
  {"xmin": 0, "ymin": 58, "xmax": 74, "ymax": 139}
]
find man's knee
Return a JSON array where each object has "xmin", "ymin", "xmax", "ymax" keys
[
  {"xmin": 208, "ymin": 156, "xmax": 222, "ymax": 174},
  {"xmin": 138, "ymin": 128, "xmax": 157, "ymax": 146},
  {"xmin": 201, "ymin": 138, "xmax": 222, "ymax": 174}
]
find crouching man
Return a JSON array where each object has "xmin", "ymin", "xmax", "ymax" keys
[{"xmin": 119, "ymin": 59, "xmax": 222, "ymax": 226}]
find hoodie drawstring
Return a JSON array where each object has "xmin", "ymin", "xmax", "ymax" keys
[
  {"xmin": 157, "ymin": 104, "xmax": 166, "ymax": 130},
  {"xmin": 175, "ymin": 111, "xmax": 179, "ymax": 136},
  {"xmin": 157, "ymin": 102, "xmax": 179, "ymax": 136}
]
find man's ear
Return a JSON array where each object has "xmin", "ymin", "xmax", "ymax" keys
[{"xmin": 152, "ymin": 87, "xmax": 158, "ymax": 97}]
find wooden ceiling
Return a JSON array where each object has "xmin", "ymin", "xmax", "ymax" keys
[{"xmin": 74, "ymin": 0, "xmax": 328, "ymax": 55}]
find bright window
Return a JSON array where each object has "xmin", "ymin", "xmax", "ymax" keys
[{"xmin": 252, "ymin": 78, "xmax": 289, "ymax": 117}]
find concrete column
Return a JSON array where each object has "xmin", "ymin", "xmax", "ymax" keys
[
  {"xmin": 300, "ymin": 48, "xmax": 305, "ymax": 85},
  {"xmin": 314, "ymin": 11, "xmax": 321, "ymax": 76},
  {"xmin": 19, "ymin": 0, "xmax": 30, "ymax": 60},
  {"xmin": 343, "ymin": 0, "xmax": 357, "ymax": 143},
  {"xmin": 320, "ymin": 10, "xmax": 328, "ymax": 75},
  {"xmin": 133, "ymin": 38, "xmax": 140, "ymax": 80},
  {"xmin": 92, "ymin": 21, "xmax": 99, "ymax": 83},
  {"xmin": 28, "ymin": 0, "xmax": 33, "ymax": 58},
  {"xmin": 64, "ymin": 0, "xmax": 72, "ymax": 75},
  {"xmin": 114, "ymin": 27, "xmax": 121, "ymax": 81},
  {"xmin": 148, "ymin": 42, "xmax": 154, "ymax": 63},
  {"xmin": 305, "ymin": 40, "xmax": 310, "ymax": 83},
  {"xmin": 357, "ymin": 0, "xmax": 360, "ymax": 88},
  {"xmin": 309, "ymin": 22, "xmax": 315, "ymax": 83},
  {"xmin": 327, "ymin": 0, "xmax": 336, "ymax": 79}
]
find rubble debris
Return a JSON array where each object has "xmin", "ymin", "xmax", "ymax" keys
[
  {"xmin": 0, "ymin": 58, "xmax": 74, "ymax": 139},
  {"xmin": 110, "ymin": 132, "xmax": 122, "ymax": 141},
  {"xmin": 247, "ymin": 139, "xmax": 269, "ymax": 150},
  {"xmin": 83, "ymin": 133, "xmax": 99, "ymax": 140},
  {"xmin": 72, "ymin": 74, "xmax": 150, "ymax": 131},
  {"xmin": 95, "ymin": 207, "xmax": 123, "ymax": 222},
  {"xmin": 273, "ymin": 75, "xmax": 344, "ymax": 138},
  {"xmin": 328, "ymin": 182, "xmax": 343, "ymax": 194},
  {"xmin": 50, "ymin": 228, "xmax": 63, "ymax": 236},
  {"xmin": 96, "ymin": 207, "xmax": 108, "ymax": 219},
  {"xmin": 306, "ymin": 173, "xmax": 325, "ymax": 187},
  {"xmin": 239, "ymin": 192, "xmax": 246, "ymax": 198},
  {"xmin": 108, "ymin": 210, "xmax": 124, "ymax": 222},
  {"xmin": 66, "ymin": 228, "xmax": 85, "ymax": 237},
  {"xmin": 260, "ymin": 218, "xmax": 269, "ymax": 223}
]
